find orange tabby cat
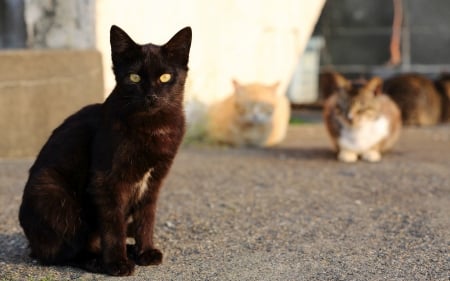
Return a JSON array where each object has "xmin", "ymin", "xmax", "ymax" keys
[
  {"xmin": 207, "ymin": 80, "xmax": 290, "ymax": 147},
  {"xmin": 323, "ymin": 74, "xmax": 402, "ymax": 162}
]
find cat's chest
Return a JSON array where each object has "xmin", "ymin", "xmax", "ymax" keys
[
  {"xmin": 116, "ymin": 124, "xmax": 180, "ymax": 158},
  {"xmin": 133, "ymin": 168, "xmax": 154, "ymax": 201},
  {"xmin": 339, "ymin": 116, "xmax": 390, "ymax": 151}
]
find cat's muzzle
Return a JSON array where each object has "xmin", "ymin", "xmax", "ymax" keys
[{"xmin": 145, "ymin": 94, "xmax": 158, "ymax": 105}]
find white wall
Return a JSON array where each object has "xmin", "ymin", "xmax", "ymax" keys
[{"xmin": 96, "ymin": 0, "xmax": 325, "ymax": 122}]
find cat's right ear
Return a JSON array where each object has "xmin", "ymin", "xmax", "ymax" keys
[
  {"xmin": 329, "ymin": 72, "xmax": 350, "ymax": 99},
  {"xmin": 110, "ymin": 25, "xmax": 139, "ymax": 55}
]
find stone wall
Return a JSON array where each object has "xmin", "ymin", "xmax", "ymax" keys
[
  {"xmin": 0, "ymin": 50, "xmax": 104, "ymax": 157},
  {"xmin": 24, "ymin": 0, "xmax": 95, "ymax": 49}
]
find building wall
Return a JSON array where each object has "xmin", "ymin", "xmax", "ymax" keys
[
  {"xmin": 0, "ymin": 0, "xmax": 325, "ymax": 156},
  {"xmin": 0, "ymin": 0, "xmax": 103, "ymax": 157}
]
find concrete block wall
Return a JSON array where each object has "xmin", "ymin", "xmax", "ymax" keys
[
  {"xmin": 0, "ymin": 50, "xmax": 104, "ymax": 157},
  {"xmin": 408, "ymin": 0, "xmax": 450, "ymax": 65}
]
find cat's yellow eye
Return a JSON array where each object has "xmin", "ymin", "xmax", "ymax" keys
[
  {"xmin": 159, "ymin": 73, "xmax": 171, "ymax": 83},
  {"xmin": 129, "ymin": 73, "xmax": 141, "ymax": 83}
]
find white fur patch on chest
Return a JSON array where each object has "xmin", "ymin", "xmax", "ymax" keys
[
  {"xmin": 151, "ymin": 127, "xmax": 172, "ymax": 136},
  {"xmin": 338, "ymin": 116, "xmax": 390, "ymax": 152},
  {"xmin": 135, "ymin": 168, "xmax": 153, "ymax": 200}
]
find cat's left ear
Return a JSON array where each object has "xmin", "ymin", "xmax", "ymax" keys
[
  {"xmin": 366, "ymin": 77, "xmax": 383, "ymax": 96},
  {"xmin": 163, "ymin": 27, "xmax": 192, "ymax": 67}
]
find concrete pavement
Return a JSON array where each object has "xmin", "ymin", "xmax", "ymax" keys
[{"xmin": 0, "ymin": 123, "xmax": 449, "ymax": 280}]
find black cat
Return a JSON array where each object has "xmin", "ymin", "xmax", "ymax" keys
[{"xmin": 18, "ymin": 25, "xmax": 192, "ymax": 276}]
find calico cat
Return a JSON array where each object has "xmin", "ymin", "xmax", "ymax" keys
[
  {"xmin": 383, "ymin": 73, "xmax": 442, "ymax": 126},
  {"xmin": 434, "ymin": 73, "xmax": 450, "ymax": 122},
  {"xmin": 207, "ymin": 80, "xmax": 290, "ymax": 147},
  {"xmin": 323, "ymin": 73, "xmax": 401, "ymax": 163},
  {"xmin": 18, "ymin": 25, "xmax": 192, "ymax": 276}
]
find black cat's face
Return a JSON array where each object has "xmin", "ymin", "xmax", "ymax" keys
[{"xmin": 109, "ymin": 25, "xmax": 192, "ymax": 115}]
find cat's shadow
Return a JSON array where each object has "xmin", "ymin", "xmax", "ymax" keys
[
  {"xmin": 259, "ymin": 146, "xmax": 336, "ymax": 161},
  {"xmin": 261, "ymin": 146, "xmax": 406, "ymax": 162},
  {"xmin": 0, "ymin": 232, "xmax": 34, "ymax": 265},
  {"xmin": 0, "ymin": 232, "xmax": 91, "ymax": 276}
]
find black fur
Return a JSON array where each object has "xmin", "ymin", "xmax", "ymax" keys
[{"xmin": 19, "ymin": 25, "xmax": 192, "ymax": 276}]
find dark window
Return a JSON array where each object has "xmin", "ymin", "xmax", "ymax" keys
[{"xmin": 0, "ymin": 0, "xmax": 26, "ymax": 49}]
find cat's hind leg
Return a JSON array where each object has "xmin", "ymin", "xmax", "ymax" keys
[{"xmin": 19, "ymin": 177, "xmax": 89, "ymax": 265}]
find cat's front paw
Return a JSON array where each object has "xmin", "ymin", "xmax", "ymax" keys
[
  {"xmin": 361, "ymin": 151, "xmax": 381, "ymax": 162},
  {"xmin": 136, "ymin": 248, "xmax": 163, "ymax": 266},
  {"xmin": 338, "ymin": 150, "xmax": 358, "ymax": 163},
  {"xmin": 104, "ymin": 259, "xmax": 135, "ymax": 276}
]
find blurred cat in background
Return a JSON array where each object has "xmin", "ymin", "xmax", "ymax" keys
[
  {"xmin": 383, "ymin": 73, "xmax": 442, "ymax": 126},
  {"xmin": 434, "ymin": 73, "xmax": 450, "ymax": 122},
  {"xmin": 323, "ymin": 73, "xmax": 401, "ymax": 163},
  {"xmin": 207, "ymin": 80, "xmax": 290, "ymax": 147}
]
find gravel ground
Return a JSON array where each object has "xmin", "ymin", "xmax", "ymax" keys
[{"xmin": 0, "ymin": 123, "xmax": 449, "ymax": 281}]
